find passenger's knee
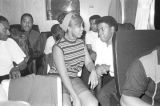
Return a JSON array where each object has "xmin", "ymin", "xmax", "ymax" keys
[
  {"xmin": 97, "ymin": 89, "xmax": 111, "ymax": 101},
  {"xmin": 97, "ymin": 90, "xmax": 111, "ymax": 104},
  {"xmin": 86, "ymin": 97, "xmax": 98, "ymax": 106}
]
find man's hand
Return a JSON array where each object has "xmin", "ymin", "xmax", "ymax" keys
[
  {"xmin": 96, "ymin": 64, "xmax": 110, "ymax": 76},
  {"xmin": 9, "ymin": 67, "xmax": 21, "ymax": 79},
  {"xmin": 88, "ymin": 70, "xmax": 98, "ymax": 89}
]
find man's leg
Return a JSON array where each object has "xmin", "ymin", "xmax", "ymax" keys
[{"xmin": 97, "ymin": 78, "xmax": 116, "ymax": 106}]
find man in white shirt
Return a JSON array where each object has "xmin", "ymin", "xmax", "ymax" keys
[
  {"xmin": 44, "ymin": 24, "xmax": 64, "ymax": 55},
  {"xmin": 95, "ymin": 16, "xmax": 118, "ymax": 106},
  {"xmin": 44, "ymin": 24, "xmax": 64, "ymax": 73},
  {"xmin": 85, "ymin": 15, "xmax": 101, "ymax": 61},
  {"xmin": 81, "ymin": 15, "xmax": 101, "ymax": 92},
  {"xmin": 95, "ymin": 38, "xmax": 114, "ymax": 76},
  {"xmin": 0, "ymin": 16, "xmax": 26, "ymax": 82},
  {"xmin": 44, "ymin": 36, "xmax": 55, "ymax": 55}
]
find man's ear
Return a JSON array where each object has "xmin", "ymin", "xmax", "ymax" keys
[
  {"xmin": 111, "ymin": 26, "xmax": 115, "ymax": 34},
  {"xmin": 0, "ymin": 23, "xmax": 4, "ymax": 33}
]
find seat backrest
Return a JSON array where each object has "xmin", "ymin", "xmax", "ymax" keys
[
  {"xmin": 35, "ymin": 32, "xmax": 52, "ymax": 75},
  {"xmin": 8, "ymin": 74, "xmax": 62, "ymax": 106},
  {"xmin": 38, "ymin": 32, "xmax": 52, "ymax": 53},
  {"xmin": 113, "ymin": 30, "xmax": 160, "ymax": 96},
  {"xmin": 118, "ymin": 23, "xmax": 135, "ymax": 31},
  {"xmin": 10, "ymin": 24, "xmax": 40, "ymax": 32}
]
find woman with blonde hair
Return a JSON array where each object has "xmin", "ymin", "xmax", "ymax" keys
[{"xmin": 53, "ymin": 12, "xmax": 98, "ymax": 106}]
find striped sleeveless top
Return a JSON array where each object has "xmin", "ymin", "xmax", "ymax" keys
[{"xmin": 57, "ymin": 37, "xmax": 85, "ymax": 77}]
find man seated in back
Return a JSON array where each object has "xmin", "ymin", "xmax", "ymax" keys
[
  {"xmin": 11, "ymin": 13, "xmax": 40, "ymax": 57},
  {"xmin": 20, "ymin": 13, "xmax": 40, "ymax": 56},
  {"xmin": 44, "ymin": 24, "xmax": 64, "ymax": 74},
  {"xmin": 120, "ymin": 47, "xmax": 160, "ymax": 106},
  {"xmin": 85, "ymin": 15, "xmax": 101, "ymax": 62},
  {"xmin": 11, "ymin": 13, "xmax": 41, "ymax": 75}
]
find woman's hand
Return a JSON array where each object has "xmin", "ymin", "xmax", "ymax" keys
[{"xmin": 88, "ymin": 70, "xmax": 98, "ymax": 90}]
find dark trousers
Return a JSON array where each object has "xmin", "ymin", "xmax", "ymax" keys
[{"xmin": 97, "ymin": 77, "xmax": 118, "ymax": 106}]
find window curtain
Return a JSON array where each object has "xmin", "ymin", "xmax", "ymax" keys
[
  {"xmin": 123, "ymin": 0, "xmax": 138, "ymax": 25},
  {"xmin": 135, "ymin": 0, "xmax": 155, "ymax": 30},
  {"xmin": 120, "ymin": 0, "xmax": 125, "ymax": 23},
  {"xmin": 108, "ymin": 0, "xmax": 122, "ymax": 23},
  {"xmin": 154, "ymin": 0, "xmax": 160, "ymax": 29},
  {"xmin": 148, "ymin": 0, "xmax": 155, "ymax": 29}
]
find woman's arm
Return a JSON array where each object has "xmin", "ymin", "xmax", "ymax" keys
[
  {"xmin": 120, "ymin": 94, "xmax": 152, "ymax": 106},
  {"xmin": 52, "ymin": 45, "xmax": 78, "ymax": 99},
  {"xmin": 84, "ymin": 46, "xmax": 95, "ymax": 72},
  {"xmin": 86, "ymin": 44, "xmax": 97, "ymax": 61},
  {"xmin": 84, "ymin": 46, "xmax": 98, "ymax": 89}
]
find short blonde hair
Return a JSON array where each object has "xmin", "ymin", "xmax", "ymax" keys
[
  {"xmin": 69, "ymin": 13, "xmax": 83, "ymax": 27},
  {"xmin": 60, "ymin": 12, "xmax": 83, "ymax": 32}
]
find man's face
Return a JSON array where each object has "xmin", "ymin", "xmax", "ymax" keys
[
  {"xmin": 97, "ymin": 22, "xmax": 113, "ymax": 43},
  {"xmin": 90, "ymin": 19, "xmax": 97, "ymax": 32},
  {"xmin": 21, "ymin": 16, "xmax": 33, "ymax": 32},
  {"xmin": 0, "ymin": 21, "xmax": 10, "ymax": 40}
]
